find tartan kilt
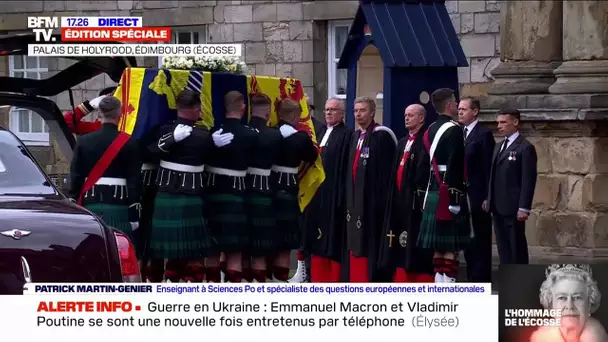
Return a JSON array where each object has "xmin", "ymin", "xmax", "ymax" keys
[
  {"xmin": 247, "ymin": 192, "xmax": 277, "ymax": 256},
  {"xmin": 417, "ymin": 178, "xmax": 471, "ymax": 252},
  {"xmin": 149, "ymin": 191, "xmax": 213, "ymax": 259},
  {"xmin": 275, "ymin": 189, "xmax": 301, "ymax": 251},
  {"xmin": 206, "ymin": 192, "xmax": 249, "ymax": 253},
  {"xmin": 85, "ymin": 202, "xmax": 133, "ymax": 242}
]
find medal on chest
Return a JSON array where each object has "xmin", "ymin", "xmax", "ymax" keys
[
  {"xmin": 360, "ymin": 147, "xmax": 370, "ymax": 165},
  {"xmin": 508, "ymin": 151, "xmax": 517, "ymax": 161}
]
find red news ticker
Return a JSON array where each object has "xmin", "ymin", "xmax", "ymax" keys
[
  {"xmin": 61, "ymin": 27, "xmax": 171, "ymax": 42},
  {"xmin": 37, "ymin": 301, "xmax": 142, "ymax": 312}
]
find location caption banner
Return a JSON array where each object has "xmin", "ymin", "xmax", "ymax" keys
[
  {"xmin": 27, "ymin": 44, "xmax": 243, "ymax": 57},
  {"xmin": 9, "ymin": 283, "xmax": 499, "ymax": 341}
]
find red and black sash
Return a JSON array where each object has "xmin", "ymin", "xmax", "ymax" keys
[
  {"xmin": 396, "ymin": 134, "xmax": 416, "ymax": 191},
  {"xmin": 77, "ymin": 133, "xmax": 131, "ymax": 206},
  {"xmin": 422, "ymin": 129, "xmax": 452, "ymax": 221}
]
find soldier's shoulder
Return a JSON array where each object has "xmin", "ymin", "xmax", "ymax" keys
[{"xmin": 78, "ymin": 130, "xmax": 100, "ymax": 141}]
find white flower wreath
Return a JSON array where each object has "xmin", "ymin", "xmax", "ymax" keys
[{"xmin": 161, "ymin": 56, "xmax": 248, "ymax": 74}]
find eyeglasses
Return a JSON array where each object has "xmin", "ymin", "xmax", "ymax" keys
[{"xmin": 324, "ymin": 108, "xmax": 342, "ymax": 112}]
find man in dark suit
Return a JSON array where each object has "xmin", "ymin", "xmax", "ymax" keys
[
  {"xmin": 458, "ymin": 97, "xmax": 495, "ymax": 282},
  {"xmin": 484, "ymin": 108, "xmax": 537, "ymax": 264}
]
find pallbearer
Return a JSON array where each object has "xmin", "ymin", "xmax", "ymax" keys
[
  {"xmin": 417, "ymin": 88, "xmax": 471, "ymax": 283},
  {"xmin": 205, "ymin": 91, "xmax": 258, "ymax": 283},
  {"xmin": 378, "ymin": 104, "xmax": 434, "ymax": 283},
  {"xmin": 303, "ymin": 97, "xmax": 352, "ymax": 282},
  {"xmin": 344, "ymin": 96, "xmax": 397, "ymax": 282},
  {"xmin": 246, "ymin": 93, "xmax": 283, "ymax": 282},
  {"xmin": 145, "ymin": 90, "xmax": 217, "ymax": 282},
  {"xmin": 272, "ymin": 98, "xmax": 319, "ymax": 282},
  {"xmin": 68, "ymin": 96, "xmax": 141, "ymax": 242}
]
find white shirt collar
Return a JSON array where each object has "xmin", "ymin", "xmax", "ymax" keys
[
  {"xmin": 507, "ymin": 131, "xmax": 520, "ymax": 143},
  {"xmin": 465, "ymin": 119, "xmax": 478, "ymax": 132}
]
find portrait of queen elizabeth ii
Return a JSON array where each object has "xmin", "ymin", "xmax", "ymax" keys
[{"xmin": 530, "ymin": 264, "xmax": 608, "ymax": 342}]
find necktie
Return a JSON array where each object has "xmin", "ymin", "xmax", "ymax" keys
[
  {"xmin": 500, "ymin": 138, "xmax": 509, "ymax": 153},
  {"xmin": 464, "ymin": 127, "xmax": 468, "ymax": 139}
]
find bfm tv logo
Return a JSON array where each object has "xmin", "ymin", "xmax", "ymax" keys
[{"xmin": 28, "ymin": 17, "xmax": 59, "ymax": 42}]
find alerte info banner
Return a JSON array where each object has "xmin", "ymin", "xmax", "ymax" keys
[
  {"xmin": 0, "ymin": 283, "xmax": 498, "ymax": 341},
  {"xmin": 498, "ymin": 264, "xmax": 608, "ymax": 342}
]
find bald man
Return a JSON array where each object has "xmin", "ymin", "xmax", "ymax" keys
[{"xmin": 378, "ymin": 104, "xmax": 434, "ymax": 283}]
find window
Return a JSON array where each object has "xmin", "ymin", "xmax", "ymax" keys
[
  {"xmin": 8, "ymin": 56, "xmax": 50, "ymax": 146},
  {"xmin": 0, "ymin": 131, "xmax": 56, "ymax": 196},
  {"xmin": 157, "ymin": 26, "xmax": 207, "ymax": 67},
  {"xmin": 328, "ymin": 21, "xmax": 351, "ymax": 99}
]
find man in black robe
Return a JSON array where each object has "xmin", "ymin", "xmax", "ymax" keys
[
  {"xmin": 378, "ymin": 104, "xmax": 434, "ymax": 283},
  {"xmin": 246, "ymin": 93, "xmax": 283, "ymax": 282},
  {"xmin": 69, "ymin": 96, "xmax": 141, "ymax": 243},
  {"xmin": 205, "ymin": 91, "xmax": 258, "ymax": 283},
  {"xmin": 417, "ymin": 88, "xmax": 472, "ymax": 283},
  {"xmin": 344, "ymin": 96, "xmax": 398, "ymax": 282},
  {"xmin": 272, "ymin": 98, "xmax": 319, "ymax": 282},
  {"xmin": 303, "ymin": 97, "xmax": 352, "ymax": 282}
]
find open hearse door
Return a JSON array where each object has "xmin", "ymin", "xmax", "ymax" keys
[{"xmin": 0, "ymin": 33, "xmax": 137, "ymax": 162}]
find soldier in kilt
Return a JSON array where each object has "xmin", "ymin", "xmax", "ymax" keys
[
  {"xmin": 204, "ymin": 91, "xmax": 257, "ymax": 283},
  {"xmin": 68, "ymin": 96, "xmax": 142, "ymax": 243},
  {"xmin": 417, "ymin": 88, "xmax": 472, "ymax": 283},
  {"xmin": 271, "ymin": 98, "xmax": 319, "ymax": 282},
  {"xmin": 144, "ymin": 90, "xmax": 218, "ymax": 282},
  {"xmin": 246, "ymin": 93, "xmax": 283, "ymax": 282}
]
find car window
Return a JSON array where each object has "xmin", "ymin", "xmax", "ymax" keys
[{"xmin": 0, "ymin": 131, "xmax": 56, "ymax": 196}]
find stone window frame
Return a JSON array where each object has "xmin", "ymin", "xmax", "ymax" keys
[
  {"xmin": 156, "ymin": 26, "xmax": 208, "ymax": 67},
  {"xmin": 8, "ymin": 55, "xmax": 50, "ymax": 146},
  {"xmin": 327, "ymin": 20, "xmax": 352, "ymax": 100}
]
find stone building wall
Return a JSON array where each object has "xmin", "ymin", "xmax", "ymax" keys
[
  {"xmin": 0, "ymin": 0, "xmax": 502, "ymax": 172},
  {"xmin": 447, "ymin": 0, "xmax": 502, "ymax": 97},
  {"xmin": 481, "ymin": 0, "xmax": 608, "ymax": 261}
]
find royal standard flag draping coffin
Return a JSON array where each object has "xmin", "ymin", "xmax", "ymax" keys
[{"xmin": 112, "ymin": 67, "xmax": 325, "ymax": 211}]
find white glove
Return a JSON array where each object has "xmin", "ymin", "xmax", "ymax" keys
[
  {"xmin": 279, "ymin": 124, "xmax": 298, "ymax": 138},
  {"xmin": 130, "ymin": 222, "xmax": 139, "ymax": 231},
  {"xmin": 173, "ymin": 124, "xmax": 192, "ymax": 143},
  {"xmin": 89, "ymin": 95, "xmax": 107, "ymax": 109},
  {"xmin": 212, "ymin": 128, "xmax": 234, "ymax": 147},
  {"xmin": 448, "ymin": 205, "xmax": 461, "ymax": 215}
]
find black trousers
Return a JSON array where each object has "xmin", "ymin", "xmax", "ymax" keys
[
  {"xmin": 493, "ymin": 214, "xmax": 529, "ymax": 264},
  {"xmin": 464, "ymin": 210, "xmax": 493, "ymax": 282}
]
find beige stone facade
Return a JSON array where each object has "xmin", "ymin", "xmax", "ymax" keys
[
  {"xmin": 482, "ymin": 0, "xmax": 608, "ymax": 261},
  {"xmin": 0, "ymin": 1, "xmax": 501, "ymax": 161}
]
